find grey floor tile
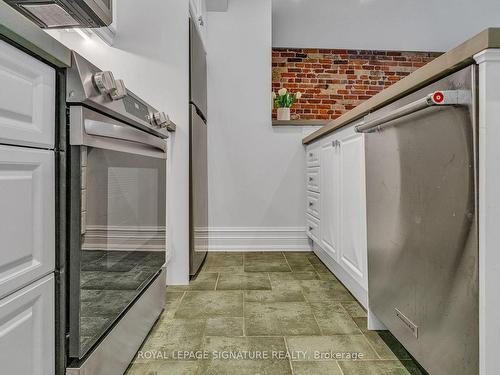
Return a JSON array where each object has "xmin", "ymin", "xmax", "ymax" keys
[
  {"xmin": 286, "ymin": 335, "xmax": 378, "ymax": 361},
  {"xmin": 245, "ymin": 302, "xmax": 321, "ymax": 336},
  {"xmin": 133, "ymin": 252, "xmax": 424, "ymax": 374},
  {"xmin": 352, "ymin": 317, "xmax": 411, "ymax": 360},
  {"xmin": 216, "ymin": 272, "xmax": 271, "ymax": 290},
  {"xmin": 205, "ymin": 317, "xmax": 244, "ymax": 336},
  {"xmin": 269, "ymin": 271, "xmax": 320, "ymax": 281},
  {"xmin": 309, "ymin": 301, "xmax": 362, "ymax": 335},
  {"xmin": 291, "ymin": 361, "xmax": 343, "ymax": 375},
  {"xmin": 126, "ymin": 360, "xmax": 203, "ymax": 375},
  {"xmin": 341, "ymin": 301, "xmax": 367, "ymax": 318},
  {"xmin": 307, "ymin": 258, "xmax": 331, "ymax": 274},
  {"xmin": 244, "ymin": 252, "xmax": 291, "ymax": 272},
  {"xmin": 299, "ymin": 279, "xmax": 355, "ymax": 302},
  {"xmin": 202, "ymin": 252, "xmax": 244, "ymax": 273},
  {"xmin": 338, "ymin": 360, "xmax": 424, "ymax": 375},
  {"xmin": 246, "ymin": 276, "xmax": 305, "ymax": 302},
  {"xmin": 175, "ymin": 291, "xmax": 243, "ymax": 319},
  {"xmin": 202, "ymin": 336, "xmax": 292, "ymax": 375},
  {"xmin": 188, "ymin": 272, "xmax": 218, "ymax": 290},
  {"xmin": 137, "ymin": 319, "xmax": 205, "ymax": 361}
]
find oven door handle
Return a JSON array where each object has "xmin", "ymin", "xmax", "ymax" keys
[{"xmin": 85, "ymin": 120, "xmax": 167, "ymax": 152}]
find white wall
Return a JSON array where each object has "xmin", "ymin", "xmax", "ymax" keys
[
  {"xmin": 273, "ymin": 0, "xmax": 500, "ymax": 52},
  {"xmin": 207, "ymin": 0, "xmax": 310, "ymax": 250},
  {"xmin": 47, "ymin": 0, "xmax": 191, "ymax": 284}
]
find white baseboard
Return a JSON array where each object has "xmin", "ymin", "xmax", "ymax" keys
[
  {"xmin": 206, "ymin": 227, "xmax": 312, "ymax": 251},
  {"xmin": 312, "ymin": 241, "xmax": 368, "ymax": 309}
]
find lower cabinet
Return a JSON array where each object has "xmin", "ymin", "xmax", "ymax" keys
[
  {"xmin": 306, "ymin": 124, "xmax": 368, "ymax": 304},
  {"xmin": 338, "ymin": 132, "xmax": 368, "ymax": 290},
  {"xmin": 319, "ymin": 135, "xmax": 340, "ymax": 259},
  {"xmin": 0, "ymin": 145, "xmax": 55, "ymax": 299},
  {"xmin": 0, "ymin": 274, "xmax": 54, "ymax": 375}
]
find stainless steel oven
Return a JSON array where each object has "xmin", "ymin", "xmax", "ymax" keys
[{"xmin": 64, "ymin": 52, "xmax": 175, "ymax": 375}]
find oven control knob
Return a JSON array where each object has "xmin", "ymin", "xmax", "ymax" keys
[
  {"xmin": 93, "ymin": 71, "xmax": 117, "ymax": 95},
  {"xmin": 153, "ymin": 111, "xmax": 170, "ymax": 128},
  {"xmin": 110, "ymin": 79, "xmax": 127, "ymax": 100}
]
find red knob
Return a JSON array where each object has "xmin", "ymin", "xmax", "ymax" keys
[{"xmin": 432, "ymin": 91, "xmax": 445, "ymax": 104}]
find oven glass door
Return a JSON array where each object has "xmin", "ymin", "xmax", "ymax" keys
[{"xmin": 69, "ymin": 115, "xmax": 166, "ymax": 359}]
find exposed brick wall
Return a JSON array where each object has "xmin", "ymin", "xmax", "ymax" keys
[{"xmin": 272, "ymin": 48, "xmax": 442, "ymax": 120}]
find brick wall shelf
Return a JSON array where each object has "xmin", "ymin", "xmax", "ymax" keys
[{"xmin": 272, "ymin": 119, "xmax": 330, "ymax": 127}]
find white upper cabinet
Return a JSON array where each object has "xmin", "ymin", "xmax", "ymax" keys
[
  {"xmin": 190, "ymin": 0, "xmax": 207, "ymax": 48},
  {"xmin": 0, "ymin": 39, "xmax": 55, "ymax": 149},
  {"xmin": 339, "ymin": 131, "xmax": 368, "ymax": 288},
  {"xmin": 320, "ymin": 135, "xmax": 340, "ymax": 259},
  {"xmin": 0, "ymin": 274, "xmax": 54, "ymax": 375},
  {"xmin": 0, "ymin": 145, "xmax": 55, "ymax": 299}
]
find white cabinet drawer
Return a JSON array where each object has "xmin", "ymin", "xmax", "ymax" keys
[
  {"xmin": 0, "ymin": 274, "xmax": 54, "ymax": 375},
  {"xmin": 306, "ymin": 143, "xmax": 320, "ymax": 167},
  {"xmin": 0, "ymin": 40, "xmax": 55, "ymax": 149},
  {"xmin": 306, "ymin": 214, "xmax": 320, "ymax": 243},
  {"xmin": 307, "ymin": 191, "xmax": 320, "ymax": 219},
  {"xmin": 307, "ymin": 167, "xmax": 320, "ymax": 193},
  {"xmin": 0, "ymin": 146, "xmax": 55, "ymax": 298}
]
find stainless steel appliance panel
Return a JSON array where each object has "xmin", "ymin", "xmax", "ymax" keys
[
  {"xmin": 365, "ymin": 66, "xmax": 478, "ymax": 375},
  {"xmin": 190, "ymin": 105, "xmax": 208, "ymax": 275},
  {"xmin": 4, "ymin": 0, "xmax": 113, "ymax": 28},
  {"xmin": 68, "ymin": 106, "xmax": 166, "ymax": 359},
  {"xmin": 190, "ymin": 18, "xmax": 207, "ymax": 117},
  {"xmin": 189, "ymin": 18, "xmax": 208, "ymax": 275}
]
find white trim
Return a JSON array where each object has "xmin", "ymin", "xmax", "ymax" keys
[
  {"xmin": 312, "ymin": 241, "xmax": 368, "ymax": 308},
  {"xmin": 474, "ymin": 48, "xmax": 500, "ymax": 375},
  {"xmin": 207, "ymin": 227, "xmax": 311, "ymax": 251},
  {"xmin": 82, "ymin": 225, "xmax": 167, "ymax": 252}
]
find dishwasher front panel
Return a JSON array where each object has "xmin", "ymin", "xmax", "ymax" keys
[{"xmin": 365, "ymin": 66, "xmax": 478, "ymax": 375}]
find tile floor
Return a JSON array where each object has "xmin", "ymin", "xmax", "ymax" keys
[{"xmin": 126, "ymin": 252, "xmax": 425, "ymax": 375}]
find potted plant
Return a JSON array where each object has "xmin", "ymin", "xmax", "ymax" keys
[{"xmin": 273, "ymin": 88, "xmax": 302, "ymax": 121}]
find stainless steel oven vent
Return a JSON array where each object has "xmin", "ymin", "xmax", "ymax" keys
[{"xmin": 4, "ymin": 0, "xmax": 113, "ymax": 28}]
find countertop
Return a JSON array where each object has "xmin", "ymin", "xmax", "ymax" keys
[
  {"xmin": 0, "ymin": 1, "xmax": 71, "ymax": 67},
  {"xmin": 303, "ymin": 28, "xmax": 500, "ymax": 145}
]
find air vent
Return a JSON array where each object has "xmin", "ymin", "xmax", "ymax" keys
[
  {"xmin": 21, "ymin": 3, "xmax": 79, "ymax": 27},
  {"xmin": 5, "ymin": 0, "xmax": 112, "ymax": 29},
  {"xmin": 395, "ymin": 308, "xmax": 419, "ymax": 338}
]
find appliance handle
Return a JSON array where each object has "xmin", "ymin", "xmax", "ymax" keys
[
  {"xmin": 84, "ymin": 119, "xmax": 167, "ymax": 152},
  {"xmin": 355, "ymin": 90, "xmax": 471, "ymax": 134}
]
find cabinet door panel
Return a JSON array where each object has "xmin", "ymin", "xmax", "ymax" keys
[
  {"xmin": 339, "ymin": 133, "xmax": 367, "ymax": 287},
  {"xmin": 306, "ymin": 143, "xmax": 320, "ymax": 168},
  {"xmin": 306, "ymin": 167, "xmax": 320, "ymax": 193},
  {"xmin": 306, "ymin": 191, "xmax": 320, "ymax": 219},
  {"xmin": 0, "ymin": 40, "xmax": 55, "ymax": 149},
  {"xmin": 320, "ymin": 137, "xmax": 339, "ymax": 259},
  {"xmin": 0, "ymin": 146, "xmax": 55, "ymax": 298},
  {"xmin": 0, "ymin": 274, "xmax": 54, "ymax": 375}
]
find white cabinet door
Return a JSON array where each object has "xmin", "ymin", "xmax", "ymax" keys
[
  {"xmin": 0, "ymin": 274, "xmax": 54, "ymax": 375},
  {"xmin": 0, "ymin": 146, "xmax": 55, "ymax": 298},
  {"xmin": 320, "ymin": 136, "xmax": 340, "ymax": 259},
  {"xmin": 339, "ymin": 132, "xmax": 368, "ymax": 288},
  {"xmin": 0, "ymin": 40, "xmax": 55, "ymax": 149}
]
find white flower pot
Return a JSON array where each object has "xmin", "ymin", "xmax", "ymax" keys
[{"xmin": 277, "ymin": 107, "xmax": 291, "ymax": 121}]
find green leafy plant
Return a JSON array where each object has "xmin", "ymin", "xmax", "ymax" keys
[{"xmin": 273, "ymin": 88, "xmax": 302, "ymax": 108}]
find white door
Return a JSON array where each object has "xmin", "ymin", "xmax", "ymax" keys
[
  {"xmin": 0, "ymin": 145, "xmax": 55, "ymax": 298},
  {"xmin": 0, "ymin": 39, "xmax": 55, "ymax": 149},
  {"xmin": 0, "ymin": 274, "xmax": 54, "ymax": 375},
  {"xmin": 320, "ymin": 136, "xmax": 340, "ymax": 259},
  {"xmin": 339, "ymin": 132, "xmax": 368, "ymax": 288}
]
